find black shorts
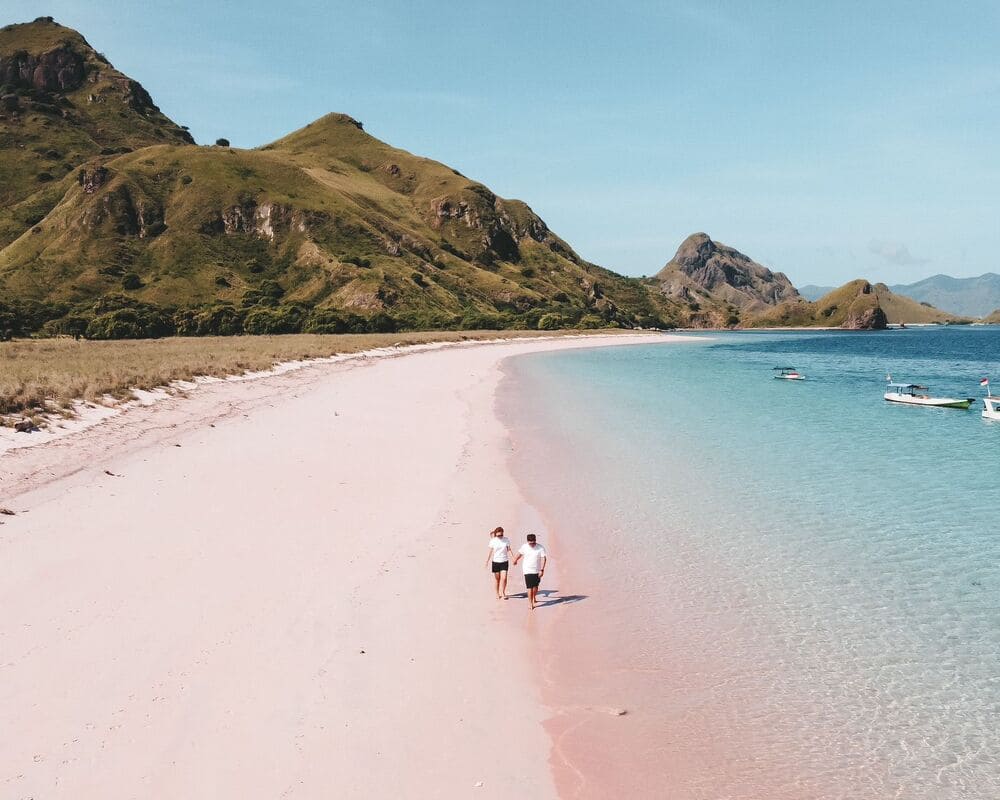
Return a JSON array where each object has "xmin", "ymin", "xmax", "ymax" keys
[
  {"xmin": 491, "ymin": 561, "xmax": 509, "ymax": 573},
  {"xmin": 525, "ymin": 573, "xmax": 541, "ymax": 589}
]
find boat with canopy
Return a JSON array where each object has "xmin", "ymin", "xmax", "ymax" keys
[
  {"xmin": 884, "ymin": 379, "xmax": 974, "ymax": 409},
  {"xmin": 773, "ymin": 366, "xmax": 805, "ymax": 381}
]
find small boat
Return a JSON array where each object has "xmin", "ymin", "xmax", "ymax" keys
[
  {"xmin": 982, "ymin": 379, "xmax": 1000, "ymax": 421},
  {"xmin": 773, "ymin": 366, "xmax": 805, "ymax": 381},
  {"xmin": 884, "ymin": 381, "xmax": 974, "ymax": 409}
]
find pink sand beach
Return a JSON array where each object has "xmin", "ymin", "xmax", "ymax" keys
[{"xmin": 0, "ymin": 333, "xmax": 676, "ymax": 799}]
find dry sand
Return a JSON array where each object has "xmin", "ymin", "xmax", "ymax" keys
[{"xmin": 0, "ymin": 333, "xmax": 673, "ymax": 799}]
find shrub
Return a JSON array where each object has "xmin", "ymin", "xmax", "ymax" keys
[
  {"xmin": 215, "ymin": 138, "xmax": 230, "ymax": 147},
  {"xmin": 173, "ymin": 304, "xmax": 244, "ymax": 336},
  {"xmin": 411, "ymin": 271, "xmax": 427, "ymax": 287},
  {"xmin": 365, "ymin": 313, "xmax": 398, "ymax": 333},
  {"xmin": 215, "ymin": 275, "xmax": 231, "ymax": 287},
  {"xmin": 86, "ymin": 307, "xmax": 174, "ymax": 339},
  {"xmin": 121, "ymin": 273, "xmax": 143, "ymax": 290},
  {"xmin": 537, "ymin": 313, "xmax": 566, "ymax": 331},
  {"xmin": 577, "ymin": 314, "xmax": 605, "ymax": 329},
  {"xmin": 44, "ymin": 314, "xmax": 91, "ymax": 339},
  {"xmin": 303, "ymin": 309, "xmax": 351, "ymax": 334},
  {"xmin": 242, "ymin": 305, "xmax": 304, "ymax": 335},
  {"xmin": 519, "ymin": 267, "xmax": 536, "ymax": 278},
  {"xmin": 459, "ymin": 312, "xmax": 499, "ymax": 330},
  {"xmin": 258, "ymin": 279, "xmax": 285, "ymax": 299}
]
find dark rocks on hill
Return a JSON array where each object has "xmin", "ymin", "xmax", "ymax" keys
[
  {"xmin": 842, "ymin": 305, "xmax": 888, "ymax": 330},
  {"xmin": 0, "ymin": 46, "xmax": 86, "ymax": 93},
  {"xmin": 429, "ymin": 186, "xmax": 556, "ymax": 266},
  {"xmin": 80, "ymin": 183, "xmax": 165, "ymax": 239},
  {"xmin": 840, "ymin": 282, "xmax": 888, "ymax": 330},
  {"xmin": 657, "ymin": 232, "xmax": 800, "ymax": 312},
  {"xmin": 78, "ymin": 165, "xmax": 109, "ymax": 193},
  {"xmin": 201, "ymin": 200, "xmax": 323, "ymax": 241},
  {"xmin": 122, "ymin": 79, "xmax": 157, "ymax": 113}
]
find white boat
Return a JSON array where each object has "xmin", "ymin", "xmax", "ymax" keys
[
  {"xmin": 982, "ymin": 379, "xmax": 1000, "ymax": 421},
  {"xmin": 773, "ymin": 366, "xmax": 805, "ymax": 381},
  {"xmin": 884, "ymin": 381, "xmax": 974, "ymax": 410}
]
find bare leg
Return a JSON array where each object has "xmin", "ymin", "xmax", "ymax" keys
[
  {"xmin": 493, "ymin": 571, "xmax": 501, "ymax": 599},
  {"xmin": 500, "ymin": 571, "xmax": 508, "ymax": 599},
  {"xmin": 529, "ymin": 586, "xmax": 537, "ymax": 609}
]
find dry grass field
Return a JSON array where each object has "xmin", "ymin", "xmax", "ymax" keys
[{"xmin": 0, "ymin": 330, "xmax": 623, "ymax": 420}]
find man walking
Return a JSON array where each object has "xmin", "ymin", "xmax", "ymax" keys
[{"xmin": 513, "ymin": 534, "xmax": 547, "ymax": 610}]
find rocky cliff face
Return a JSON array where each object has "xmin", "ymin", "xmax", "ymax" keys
[
  {"xmin": 655, "ymin": 233, "xmax": 800, "ymax": 313},
  {"xmin": 840, "ymin": 283, "xmax": 888, "ymax": 330},
  {"xmin": 429, "ymin": 185, "xmax": 557, "ymax": 266},
  {"xmin": 0, "ymin": 44, "xmax": 86, "ymax": 92}
]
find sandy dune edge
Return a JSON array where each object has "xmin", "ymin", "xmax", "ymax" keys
[{"xmin": 0, "ymin": 333, "xmax": 670, "ymax": 799}]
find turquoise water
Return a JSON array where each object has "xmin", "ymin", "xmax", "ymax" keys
[{"xmin": 504, "ymin": 328, "xmax": 1000, "ymax": 799}]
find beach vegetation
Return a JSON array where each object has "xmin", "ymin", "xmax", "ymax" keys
[{"xmin": 0, "ymin": 329, "xmax": 636, "ymax": 417}]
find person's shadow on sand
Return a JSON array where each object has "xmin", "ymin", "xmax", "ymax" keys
[{"xmin": 510, "ymin": 589, "xmax": 588, "ymax": 608}]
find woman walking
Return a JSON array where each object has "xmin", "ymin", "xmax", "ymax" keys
[{"xmin": 486, "ymin": 526, "xmax": 513, "ymax": 599}]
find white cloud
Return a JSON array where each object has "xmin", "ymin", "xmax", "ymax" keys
[{"xmin": 868, "ymin": 239, "xmax": 929, "ymax": 266}]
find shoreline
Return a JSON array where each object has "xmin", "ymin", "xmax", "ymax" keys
[
  {"xmin": 0, "ymin": 332, "xmax": 680, "ymax": 799},
  {"xmin": 0, "ymin": 331, "xmax": 641, "ymax": 460}
]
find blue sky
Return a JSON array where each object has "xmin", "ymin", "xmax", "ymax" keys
[{"xmin": 8, "ymin": 1, "xmax": 999, "ymax": 285}]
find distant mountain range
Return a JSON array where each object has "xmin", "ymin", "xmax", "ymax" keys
[
  {"xmin": 801, "ymin": 274, "xmax": 1000, "ymax": 318},
  {"xmin": 0, "ymin": 17, "xmax": 975, "ymax": 337}
]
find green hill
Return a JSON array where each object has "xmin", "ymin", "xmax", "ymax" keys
[
  {"xmin": 0, "ymin": 18, "xmax": 681, "ymax": 337},
  {"xmin": 1, "ymin": 18, "xmax": 951, "ymax": 340},
  {"xmin": 0, "ymin": 17, "xmax": 193, "ymax": 249},
  {"xmin": 749, "ymin": 280, "xmax": 965, "ymax": 328}
]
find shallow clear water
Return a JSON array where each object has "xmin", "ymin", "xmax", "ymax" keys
[{"xmin": 504, "ymin": 327, "xmax": 1000, "ymax": 799}]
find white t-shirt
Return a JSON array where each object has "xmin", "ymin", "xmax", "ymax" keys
[
  {"xmin": 488, "ymin": 537, "xmax": 512, "ymax": 563},
  {"xmin": 517, "ymin": 543, "xmax": 547, "ymax": 574}
]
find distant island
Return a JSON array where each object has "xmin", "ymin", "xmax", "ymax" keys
[
  {"xmin": 0, "ymin": 17, "xmax": 980, "ymax": 339},
  {"xmin": 802, "ymin": 274, "xmax": 1000, "ymax": 318}
]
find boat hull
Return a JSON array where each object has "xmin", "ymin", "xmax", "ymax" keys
[
  {"xmin": 984, "ymin": 398, "xmax": 1000, "ymax": 420},
  {"xmin": 884, "ymin": 393, "xmax": 973, "ymax": 409}
]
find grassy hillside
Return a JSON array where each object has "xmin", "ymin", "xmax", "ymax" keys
[
  {"xmin": 0, "ymin": 20, "xmax": 683, "ymax": 337},
  {"xmin": 873, "ymin": 283, "xmax": 968, "ymax": 324},
  {"xmin": 0, "ymin": 17, "xmax": 192, "ymax": 248},
  {"xmin": 749, "ymin": 280, "xmax": 964, "ymax": 328}
]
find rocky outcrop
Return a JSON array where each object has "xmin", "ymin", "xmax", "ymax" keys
[
  {"xmin": 656, "ymin": 233, "xmax": 800, "ymax": 312},
  {"xmin": 79, "ymin": 183, "xmax": 165, "ymax": 238},
  {"xmin": 842, "ymin": 304, "xmax": 888, "ymax": 330},
  {"xmin": 429, "ymin": 185, "xmax": 554, "ymax": 265},
  {"xmin": 0, "ymin": 45, "xmax": 86, "ymax": 93},
  {"xmin": 835, "ymin": 282, "xmax": 888, "ymax": 330},
  {"xmin": 202, "ymin": 200, "xmax": 319, "ymax": 240},
  {"xmin": 78, "ymin": 165, "xmax": 109, "ymax": 193}
]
